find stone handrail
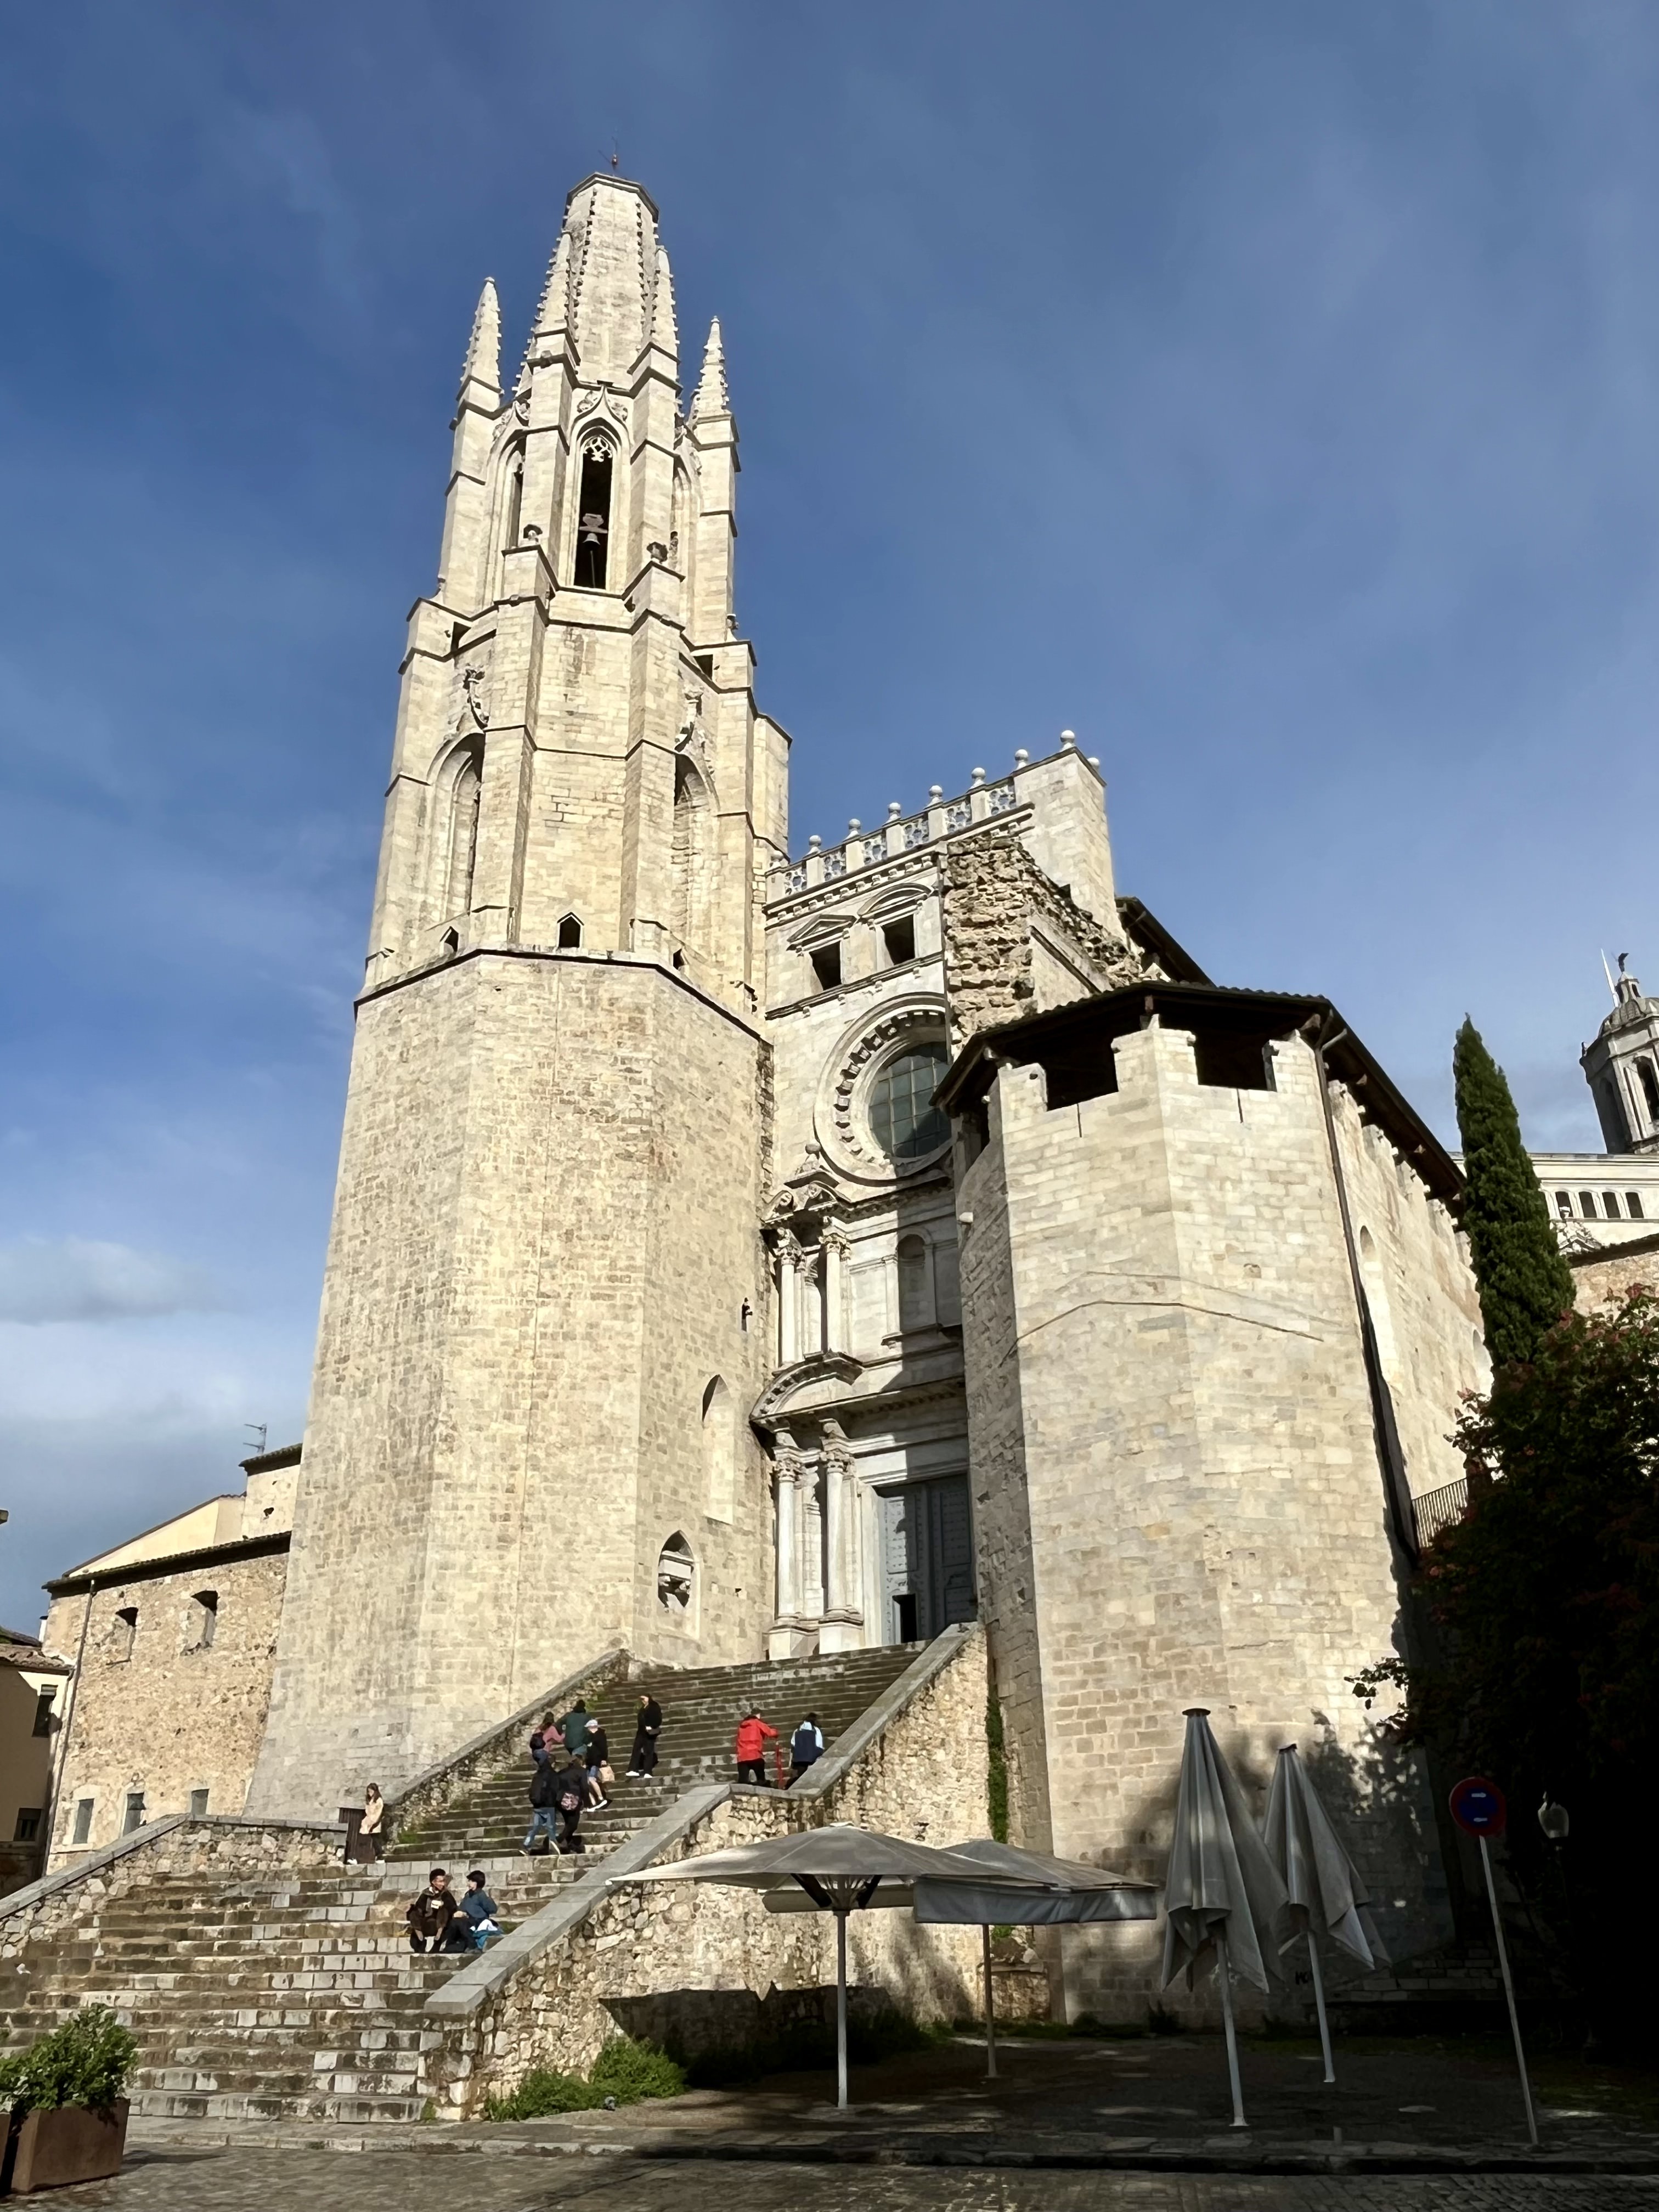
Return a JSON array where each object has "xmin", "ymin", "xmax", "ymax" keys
[
  {"xmin": 791, "ymin": 1622, "xmax": 974, "ymax": 1800},
  {"xmin": 386, "ymin": 1647, "xmax": 627, "ymax": 1842},
  {"xmin": 425, "ymin": 1784, "xmax": 730, "ymax": 2016},
  {"xmin": 422, "ymin": 1622, "xmax": 978, "ymax": 2023},
  {"xmin": 0, "ymin": 1814, "xmax": 345, "ymax": 1927}
]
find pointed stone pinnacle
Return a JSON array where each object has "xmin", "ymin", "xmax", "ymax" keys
[
  {"xmin": 460, "ymin": 277, "xmax": 501, "ymax": 400},
  {"xmin": 691, "ymin": 316, "xmax": 729, "ymax": 419},
  {"xmin": 651, "ymin": 245, "xmax": 678, "ymax": 354}
]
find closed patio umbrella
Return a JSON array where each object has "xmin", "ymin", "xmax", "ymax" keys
[
  {"xmin": 912, "ymin": 1836, "xmax": 1158, "ymax": 2077},
  {"xmin": 1161, "ymin": 1708, "xmax": 1289, "ymax": 2130},
  {"xmin": 611, "ymin": 1823, "xmax": 1058, "ymax": 2106},
  {"xmin": 1263, "ymin": 1742, "xmax": 1389, "ymax": 2085}
]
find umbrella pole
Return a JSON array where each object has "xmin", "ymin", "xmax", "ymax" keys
[
  {"xmin": 1213, "ymin": 1925, "xmax": 1248, "ymax": 2129},
  {"xmin": 981, "ymin": 1922, "xmax": 998, "ymax": 2079},
  {"xmin": 1479, "ymin": 1833, "xmax": 1538, "ymax": 2147},
  {"xmin": 1305, "ymin": 1928, "xmax": 1335, "ymax": 2085},
  {"xmin": 836, "ymin": 1909, "xmax": 849, "ymax": 2110}
]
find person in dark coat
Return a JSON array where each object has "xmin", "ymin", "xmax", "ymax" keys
[
  {"xmin": 627, "ymin": 1693, "xmax": 662, "ymax": 1779},
  {"xmin": 406, "ymin": 1868, "xmax": 460, "ymax": 1953},
  {"xmin": 523, "ymin": 1757, "xmax": 560, "ymax": 1853},
  {"xmin": 585, "ymin": 1720, "xmax": 612, "ymax": 1810},
  {"xmin": 553, "ymin": 1756, "xmax": 589, "ymax": 1853}
]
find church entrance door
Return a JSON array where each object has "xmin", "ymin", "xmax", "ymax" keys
[{"xmin": 876, "ymin": 1476, "xmax": 975, "ymax": 1645}]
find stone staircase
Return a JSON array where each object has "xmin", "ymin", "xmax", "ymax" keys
[
  {"xmin": 0, "ymin": 1645, "xmax": 920, "ymax": 2122},
  {"xmin": 391, "ymin": 1644, "xmax": 919, "ymax": 1865}
]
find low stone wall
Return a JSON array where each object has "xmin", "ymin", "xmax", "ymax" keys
[
  {"xmin": 0, "ymin": 1816, "xmax": 345, "ymax": 1966},
  {"xmin": 424, "ymin": 1624, "xmax": 991, "ymax": 2114}
]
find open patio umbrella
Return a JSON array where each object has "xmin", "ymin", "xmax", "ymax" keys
[
  {"xmin": 610, "ymin": 1822, "xmax": 1058, "ymax": 2106},
  {"xmin": 1161, "ymin": 1708, "xmax": 1290, "ymax": 2130},
  {"xmin": 911, "ymin": 1836, "xmax": 1158, "ymax": 2078},
  {"xmin": 1263, "ymin": 1742, "xmax": 1389, "ymax": 2085}
]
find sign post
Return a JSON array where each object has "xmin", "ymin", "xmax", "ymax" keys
[{"xmin": 1450, "ymin": 1778, "xmax": 1538, "ymax": 2147}]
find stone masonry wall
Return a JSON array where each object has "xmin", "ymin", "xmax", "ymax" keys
[
  {"xmin": 958, "ymin": 1026, "xmax": 1480, "ymax": 2023},
  {"xmin": 42, "ymin": 1554, "xmax": 288, "ymax": 1863},
  {"xmin": 248, "ymin": 952, "xmax": 775, "ymax": 1824},
  {"xmin": 1571, "ymin": 1232, "xmax": 1659, "ymax": 1312},
  {"xmin": 427, "ymin": 1628, "xmax": 990, "ymax": 2113},
  {"xmin": 939, "ymin": 831, "xmax": 1150, "ymax": 1053}
]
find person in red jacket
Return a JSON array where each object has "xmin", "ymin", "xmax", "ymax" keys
[{"xmin": 734, "ymin": 1708, "xmax": 778, "ymax": 1786}]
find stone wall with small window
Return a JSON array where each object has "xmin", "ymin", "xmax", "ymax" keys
[{"xmin": 41, "ymin": 1545, "xmax": 289, "ymax": 1868}]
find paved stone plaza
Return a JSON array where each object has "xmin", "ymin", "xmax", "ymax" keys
[
  {"xmin": 74, "ymin": 2032, "xmax": 1655, "ymax": 2209},
  {"xmin": 35, "ymin": 2149, "xmax": 1659, "ymax": 2212}
]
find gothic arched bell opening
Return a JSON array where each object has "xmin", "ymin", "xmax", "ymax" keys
[{"xmin": 573, "ymin": 441, "xmax": 613, "ymax": 588}]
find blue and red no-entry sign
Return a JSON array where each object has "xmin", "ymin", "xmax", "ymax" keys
[{"xmin": 1450, "ymin": 1776, "xmax": 1507, "ymax": 1837}]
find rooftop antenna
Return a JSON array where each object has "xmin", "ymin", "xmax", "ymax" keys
[
  {"xmin": 243, "ymin": 1423, "xmax": 268, "ymax": 1457},
  {"xmin": 610, "ymin": 140, "xmax": 620, "ymax": 173}
]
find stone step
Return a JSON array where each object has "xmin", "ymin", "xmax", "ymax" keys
[{"xmin": 0, "ymin": 1643, "xmax": 924, "ymax": 2124}]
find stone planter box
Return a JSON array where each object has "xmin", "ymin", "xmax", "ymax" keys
[{"xmin": 3, "ymin": 2101, "xmax": 128, "ymax": 2193}]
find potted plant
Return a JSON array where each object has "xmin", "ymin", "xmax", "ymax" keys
[{"xmin": 0, "ymin": 2006, "xmax": 138, "ymax": 2194}]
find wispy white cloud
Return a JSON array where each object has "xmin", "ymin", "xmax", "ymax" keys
[{"xmin": 0, "ymin": 1240, "xmax": 224, "ymax": 1325}]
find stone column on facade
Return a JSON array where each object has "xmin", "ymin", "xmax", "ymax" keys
[
  {"xmin": 817, "ymin": 1418, "xmax": 866, "ymax": 1655},
  {"xmin": 799, "ymin": 1240, "xmax": 825, "ymax": 1357},
  {"xmin": 776, "ymin": 1232, "xmax": 801, "ymax": 1367},
  {"xmin": 820, "ymin": 1224, "xmax": 849, "ymax": 1355},
  {"xmin": 767, "ymin": 1442, "xmax": 807, "ymax": 1660}
]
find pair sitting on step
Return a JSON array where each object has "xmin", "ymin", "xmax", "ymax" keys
[{"xmin": 407, "ymin": 1868, "xmax": 500, "ymax": 1952}]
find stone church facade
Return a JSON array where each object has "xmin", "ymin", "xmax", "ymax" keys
[{"xmin": 47, "ymin": 170, "xmax": 1495, "ymax": 2003}]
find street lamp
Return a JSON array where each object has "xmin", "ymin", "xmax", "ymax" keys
[{"xmin": 1538, "ymin": 1795, "xmax": 1570, "ymax": 1844}]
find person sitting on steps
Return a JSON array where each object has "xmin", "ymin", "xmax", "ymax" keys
[
  {"xmin": 458, "ymin": 1869, "xmax": 501, "ymax": 1950},
  {"xmin": 406, "ymin": 1867, "xmax": 460, "ymax": 1953}
]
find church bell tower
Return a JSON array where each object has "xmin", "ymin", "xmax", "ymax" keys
[{"xmin": 250, "ymin": 174, "xmax": 787, "ymax": 1819}]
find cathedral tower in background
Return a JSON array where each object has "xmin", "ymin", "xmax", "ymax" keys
[{"xmin": 250, "ymin": 176, "xmax": 785, "ymax": 1816}]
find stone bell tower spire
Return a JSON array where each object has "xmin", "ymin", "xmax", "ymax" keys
[
  {"xmin": 1584, "ymin": 956, "xmax": 1659, "ymax": 1154},
  {"xmin": 249, "ymin": 172, "xmax": 789, "ymax": 1820}
]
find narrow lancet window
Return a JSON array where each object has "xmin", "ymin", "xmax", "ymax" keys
[{"xmin": 573, "ymin": 440, "xmax": 613, "ymax": 588}]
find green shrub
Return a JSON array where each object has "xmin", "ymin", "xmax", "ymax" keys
[
  {"xmin": 986, "ymin": 1694, "xmax": 1008, "ymax": 1843},
  {"xmin": 0, "ymin": 2006, "xmax": 139, "ymax": 2113},
  {"xmin": 484, "ymin": 2068, "xmax": 602, "ymax": 2119},
  {"xmin": 1146, "ymin": 2002, "xmax": 1184, "ymax": 2036},
  {"xmin": 588, "ymin": 2038, "xmax": 685, "ymax": 2102},
  {"xmin": 484, "ymin": 2035, "xmax": 686, "ymax": 2120}
]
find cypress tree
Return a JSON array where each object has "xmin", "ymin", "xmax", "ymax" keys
[{"xmin": 1453, "ymin": 1017, "xmax": 1576, "ymax": 1368}]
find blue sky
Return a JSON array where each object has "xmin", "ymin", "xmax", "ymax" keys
[{"xmin": 2, "ymin": 1, "xmax": 1656, "ymax": 1624}]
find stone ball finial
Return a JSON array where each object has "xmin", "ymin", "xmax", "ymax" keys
[
  {"xmin": 848, "ymin": 818, "xmax": 861, "ymax": 834},
  {"xmin": 929, "ymin": 785, "xmax": 943, "ymax": 801},
  {"xmin": 1014, "ymin": 749, "xmax": 1029, "ymax": 768},
  {"xmin": 808, "ymin": 834, "xmax": 822, "ymax": 852},
  {"xmin": 1060, "ymin": 729, "xmax": 1076, "ymax": 748},
  {"xmin": 1087, "ymin": 755, "xmax": 1101, "ymax": 769},
  {"xmin": 887, "ymin": 800, "xmax": 902, "ymax": 820},
  {"xmin": 971, "ymin": 768, "xmax": 986, "ymax": 787}
]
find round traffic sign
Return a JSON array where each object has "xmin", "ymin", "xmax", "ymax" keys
[{"xmin": 1450, "ymin": 1776, "xmax": 1507, "ymax": 1837}]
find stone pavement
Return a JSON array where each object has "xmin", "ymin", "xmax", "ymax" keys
[
  {"xmin": 33, "ymin": 2149, "xmax": 1659, "ymax": 2210},
  {"xmin": 108, "ymin": 2030, "xmax": 1659, "ymax": 2192}
]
